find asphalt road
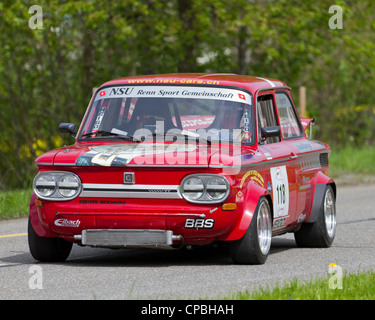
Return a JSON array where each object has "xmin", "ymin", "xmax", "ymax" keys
[{"xmin": 1, "ymin": 183, "xmax": 374, "ymax": 300}]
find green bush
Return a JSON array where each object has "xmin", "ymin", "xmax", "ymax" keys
[{"xmin": 322, "ymin": 105, "xmax": 375, "ymax": 148}]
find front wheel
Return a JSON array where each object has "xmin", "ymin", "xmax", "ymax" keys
[
  {"xmin": 294, "ymin": 185, "xmax": 336, "ymax": 247},
  {"xmin": 28, "ymin": 218, "xmax": 73, "ymax": 262},
  {"xmin": 230, "ymin": 197, "xmax": 272, "ymax": 264}
]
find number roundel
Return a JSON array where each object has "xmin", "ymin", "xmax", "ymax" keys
[{"xmin": 270, "ymin": 166, "xmax": 289, "ymax": 219}]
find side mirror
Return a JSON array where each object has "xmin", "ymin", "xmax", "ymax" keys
[
  {"xmin": 300, "ymin": 117, "xmax": 315, "ymax": 139},
  {"xmin": 261, "ymin": 126, "xmax": 281, "ymax": 139},
  {"xmin": 300, "ymin": 117, "xmax": 315, "ymax": 131},
  {"xmin": 59, "ymin": 123, "xmax": 78, "ymax": 135}
]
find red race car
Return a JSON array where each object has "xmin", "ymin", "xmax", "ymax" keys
[{"xmin": 29, "ymin": 74, "xmax": 336, "ymax": 264}]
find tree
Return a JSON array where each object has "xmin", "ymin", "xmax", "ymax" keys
[{"xmin": 0, "ymin": 0, "xmax": 374, "ymax": 189}]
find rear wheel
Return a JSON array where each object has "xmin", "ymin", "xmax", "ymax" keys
[
  {"xmin": 28, "ymin": 218, "xmax": 73, "ymax": 262},
  {"xmin": 294, "ymin": 185, "xmax": 336, "ymax": 247},
  {"xmin": 230, "ymin": 197, "xmax": 272, "ymax": 264}
]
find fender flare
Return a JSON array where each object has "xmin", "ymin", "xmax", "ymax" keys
[
  {"xmin": 306, "ymin": 171, "xmax": 336, "ymax": 223},
  {"xmin": 29, "ymin": 192, "xmax": 59, "ymax": 237},
  {"xmin": 223, "ymin": 180, "xmax": 269, "ymax": 241}
]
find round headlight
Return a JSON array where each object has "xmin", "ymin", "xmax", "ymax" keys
[
  {"xmin": 181, "ymin": 174, "xmax": 230, "ymax": 203},
  {"xmin": 206, "ymin": 177, "xmax": 228, "ymax": 200},
  {"xmin": 57, "ymin": 174, "xmax": 80, "ymax": 198},
  {"xmin": 34, "ymin": 174, "xmax": 56, "ymax": 198},
  {"xmin": 33, "ymin": 171, "xmax": 82, "ymax": 200},
  {"xmin": 181, "ymin": 177, "xmax": 204, "ymax": 200}
]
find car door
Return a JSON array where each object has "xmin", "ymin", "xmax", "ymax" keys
[
  {"xmin": 274, "ymin": 90, "xmax": 307, "ymax": 222},
  {"xmin": 256, "ymin": 91, "xmax": 298, "ymax": 230}
]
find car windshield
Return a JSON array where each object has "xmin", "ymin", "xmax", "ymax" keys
[{"xmin": 78, "ymin": 85, "xmax": 254, "ymax": 145}]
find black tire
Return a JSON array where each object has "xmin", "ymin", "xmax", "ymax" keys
[
  {"xmin": 230, "ymin": 197, "xmax": 272, "ymax": 264},
  {"xmin": 294, "ymin": 185, "xmax": 336, "ymax": 248},
  {"xmin": 28, "ymin": 217, "xmax": 73, "ymax": 262}
]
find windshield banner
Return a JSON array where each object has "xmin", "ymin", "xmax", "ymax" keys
[{"xmin": 95, "ymin": 86, "xmax": 252, "ymax": 105}]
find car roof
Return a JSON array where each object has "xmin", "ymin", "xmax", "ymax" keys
[{"xmin": 100, "ymin": 73, "xmax": 288, "ymax": 95}]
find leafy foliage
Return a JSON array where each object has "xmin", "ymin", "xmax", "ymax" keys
[{"xmin": 0, "ymin": 0, "xmax": 374, "ymax": 189}]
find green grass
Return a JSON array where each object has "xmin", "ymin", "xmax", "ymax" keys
[
  {"xmin": 222, "ymin": 270, "xmax": 375, "ymax": 300},
  {"xmin": 0, "ymin": 188, "xmax": 32, "ymax": 220},
  {"xmin": 329, "ymin": 145, "xmax": 375, "ymax": 178}
]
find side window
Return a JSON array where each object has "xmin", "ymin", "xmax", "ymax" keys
[
  {"xmin": 275, "ymin": 92, "xmax": 302, "ymax": 139},
  {"xmin": 257, "ymin": 94, "xmax": 279, "ymax": 144}
]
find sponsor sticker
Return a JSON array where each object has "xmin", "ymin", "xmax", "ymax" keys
[
  {"xmin": 297, "ymin": 213, "xmax": 306, "ymax": 223},
  {"xmin": 273, "ymin": 217, "xmax": 287, "ymax": 230},
  {"xmin": 95, "ymin": 86, "xmax": 252, "ymax": 105},
  {"xmin": 54, "ymin": 218, "xmax": 80, "ymax": 228},
  {"xmin": 235, "ymin": 191, "xmax": 244, "ymax": 203},
  {"xmin": 267, "ymin": 181, "xmax": 272, "ymax": 194},
  {"xmin": 76, "ymin": 143, "xmax": 198, "ymax": 167},
  {"xmin": 184, "ymin": 218, "xmax": 215, "ymax": 229},
  {"xmin": 239, "ymin": 170, "xmax": 264, "ymax": 188}
]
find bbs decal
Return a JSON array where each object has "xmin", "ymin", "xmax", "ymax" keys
[{"xmin": 184, "ymin": 218, "xmax": 215, "ymax": 229}]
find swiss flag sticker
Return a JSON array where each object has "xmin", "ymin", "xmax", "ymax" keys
[
  {"xmin": 238, "ymin": 93, "xmax": 246, "ymax": 100},
  {"xmin": 100, "ymin": 91, "xmax": 106, "ymax": 96}
]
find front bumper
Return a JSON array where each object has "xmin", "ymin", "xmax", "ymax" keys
[{"xmin": 32, "ymin": 193, "xmax": 241, "ymax": 245}]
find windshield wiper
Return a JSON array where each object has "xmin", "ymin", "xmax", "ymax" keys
[{"xmin": 80, "ymin": 130, "xmax": 141, "ymax": 142}]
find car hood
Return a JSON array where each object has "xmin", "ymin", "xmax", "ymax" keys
[{"xmin": 36, "ymin": 142, "xmax": 246, "ymax": 168}]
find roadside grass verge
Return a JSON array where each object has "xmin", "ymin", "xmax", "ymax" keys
[
  {"xmin": 0, "ymin": 188, "xmax": 32, "ymax": 220},
  {"xmin": 221, "ymin": 269, "xmax": 375, "ymax": 300},
  {"xmin": 329, "ymin": 145, "xmax": 375, "ymax": 180}
]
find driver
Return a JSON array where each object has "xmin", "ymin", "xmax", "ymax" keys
[{"xmin": 216, "ymin": 104, "xmax": 242, "ymax": 142}]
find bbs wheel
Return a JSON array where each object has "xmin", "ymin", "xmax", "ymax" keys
[
  {"xmin": 28, "ymin": 217, "xmax": 73, "ymax": 262},
  {"xmin": 294, "ymin": 185, "xmax": 336, "ymax": 247},
  {"xmin": 230, "ymin": 197, "xmax": 272, "ymax": 264}
]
